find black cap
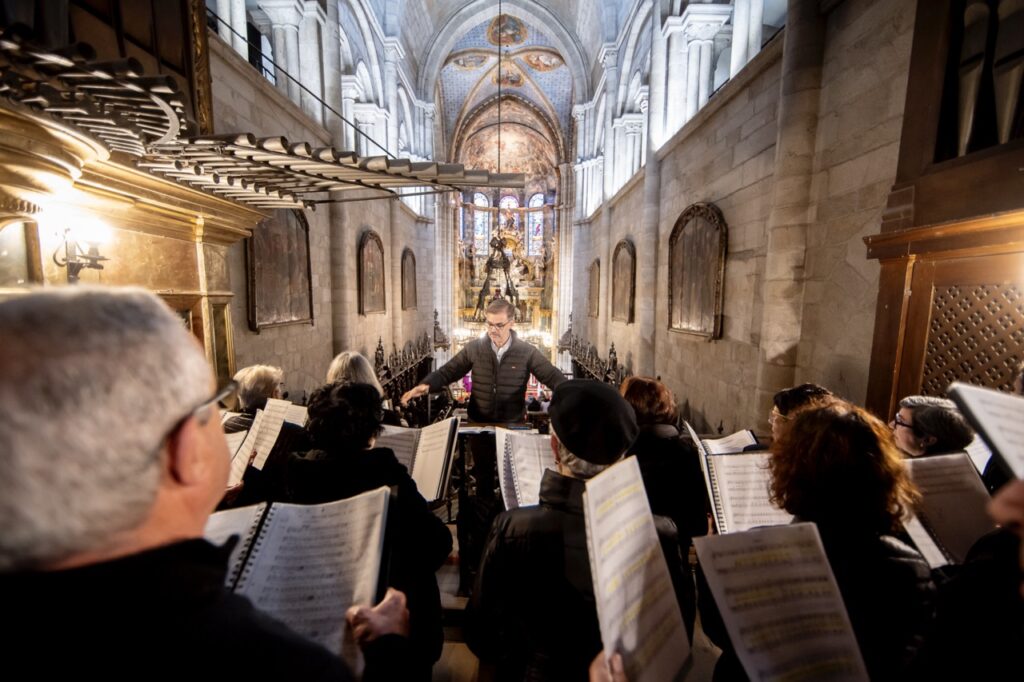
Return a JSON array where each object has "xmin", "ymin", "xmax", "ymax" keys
[{"xmin": 548, "ymin": 380, "xmax": 638, "ymax": 465}]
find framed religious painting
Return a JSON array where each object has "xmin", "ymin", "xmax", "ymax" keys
[
  {"xmin": 611, "ymin": 239, "xmax": 635, "ymax": 323},
  {"xmin": 401, "ymin": 247, "xmax": 417, "ymax": 310},
  {"xmin": 246, "ymin": 209, "xmax": 314, "ymax": 332},
  {"xmin": 588, "ymin": 259, "xmax": 600, "ymax": 318},
  {"xmin": 668, "ymin": 202, "xmax": 727, "ymax": 339},
  {"xmin": 359, "ymin": 230, "xmax": 386, "ymax": 315}
]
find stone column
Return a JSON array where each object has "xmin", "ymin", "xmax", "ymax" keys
[
  {"xmin": 422, "ymin": 104, "xmax": 436, "ymax": 159},
  {"xmin": 600, "ymin": 46, "xmax": 619, "ymax": 200},
  {"xmin": 299, "ymin": 1, "xmax": 325, "ymax": 124},
  {"xmin": 747, "ymin": 0, "xmax": 764, "ymax": 68},
  {"xmin": 322, "ymin": 0, "xmax": 344, "ymax": 143},
  {"xmin": 340, "ymin": 77, "xmax": 363, "ymax": 151},
  {"xmin": 215, "ymin": 0, "xmax": 232, "ymax": 43},
  {"xmin": 663, "ymin": 16, "xmax": 688, "ymax": 136},
  {"xmin": 230, "ymin": 0, "xmax": 247, "ymax": 56},
  {"xmin": 730, "ymin": 0, "xmax": 751, "ymax": 77},
  {"xmin": 753, "ymin": 0, "xmax": 826, "ymax": 430},
  {"xmin": 572, "ymin": 105, "xmax": 586, "ymax": 220},
  {"xmin": 636, "ymin": 124, "xmax": 661, "ymax": 377},
  {"xmin": 612, "ymin": 118, "xmax": 626, "ymax": 189},
  {"xmin": 625, "ymin": 117, "xmax": 643, "ymax": 178},
  {"xmin": 556, "ymin": 162, "xmax": 575, "ymax": 368},
  {"xmin": 259, "ymin": 1, "xmax": 303, "ymax": 102},
  {"xmin": 635, "ymin": 88, "xmax": 649, "ymax": 167},
  {"xmin": 681, "ymin": 4, "xmax": 731, "ymax": 120},
  {"xmin": 648, "ymin": 2, "xmax": 668, "ymax": 148},
  {"xmin": 382, "ymin": 39, "xmax": 404, "ymax": 157}
]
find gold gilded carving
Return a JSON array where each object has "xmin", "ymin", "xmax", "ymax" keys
[{"xmin": 189, "ymin": 0, "xmax": 216, "ymax": 135}]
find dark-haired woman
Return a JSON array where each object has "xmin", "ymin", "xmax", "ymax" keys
[
  {"xmin": 701, "ymin": 402, "xmax": 935, "ymax": 681},
  {"xmin": 620, "ymin": 376, "xmax": 707, "ymax": 637},
  {"xmin": 284, "ymin": 382, "xmax": 452, "ymax": 681}
]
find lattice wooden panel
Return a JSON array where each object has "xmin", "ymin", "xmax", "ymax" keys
[{"xmin": 922, "ymin": 284, "xmax": 1024, "ymax": 396}]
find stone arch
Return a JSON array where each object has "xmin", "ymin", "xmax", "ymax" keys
[
  {"xmin": 418, "ymin": 0, "xmax": 590, "ymax": 103},
  {"xmin": 616, "ymin": 4, "xmax": 652, "ymax": 114},
  {"xmin": 355, "ymin": 61, "xmax": 374, "ymax": 103},
  {"xmin": 342, "ymin": 0, "xmax": 385, "ymax": 105}
]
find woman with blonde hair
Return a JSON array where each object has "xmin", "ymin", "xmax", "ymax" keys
[{"xmin": 326, "ymin": 351, "xmax": 404, "ymax": 425}]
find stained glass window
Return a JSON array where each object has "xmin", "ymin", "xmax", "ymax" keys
[
  {"xmin": 499, "ymin": 195, "xmax": 520, "ymax": 231},
  {"xmin": 527, "ymin": 193, "xmax": 545, "ymax": 256},
  {"xmin": 473, "ymin": 192, "xmax": 490, "ymax": 254}
]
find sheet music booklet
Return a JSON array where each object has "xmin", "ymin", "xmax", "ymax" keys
[
  {"xmin": 584, "ymin": 456, "xmax": 690, "ymax": 682},
  {"xmin": 224, "ymin": 397, "xmax": 293, "ymax": 488},
  {"xmin": 902, "ymin": 452, "xmax": 994, "ymax": 568},
  {"xmin": 948, "ymin": 381, "xmax": 1024, "ymax": 479},
  {"xmin": 495, "ymin": 427, "xmax": 556, "ymax": 509},
  {"xmin": 683, "ymin": 422, "xmax": 792, "ymax": 533},
  {"xmin": 204, "ymin": 487, "xmax": 391, "ymax": 673},
  {"xmin": 376, "ymin": 416, "xmax": 459, "ymax": 503},
  {"xmin": 694, "ymin": 523, "xmax": 870, "ymax": 682}
]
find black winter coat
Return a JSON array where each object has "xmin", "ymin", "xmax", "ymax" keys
[
  {"xmin": 423, "ymin": 331, "xmax": 565, "ymax": 422},
  {"xmin": 2, "ymin": 538, "xmax": 411, "ymax": 681},
  {"xmin": 466, "ymin": 469, "xmax": 692, "ymax": 682},
  {"xmin": 282, "ymin": 447, "xmax": 453, "ymax": 679}
]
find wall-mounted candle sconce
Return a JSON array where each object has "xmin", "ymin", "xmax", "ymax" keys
[{"xmin": 38, "ymin": 208, "xmax": 113, "ymax": 284}]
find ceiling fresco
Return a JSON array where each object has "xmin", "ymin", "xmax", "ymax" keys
[
  {"xmin": 439, "ymin": 13, "xmax": 573, "ymax": 161},
  {"xmin": 457, "ymin": 95, "xmax": 559, "ymax": 189}
]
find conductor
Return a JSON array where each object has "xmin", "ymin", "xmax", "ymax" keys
[{"xmin": 401, "ymin": 299, "xmax": 565, "ymax": 423}]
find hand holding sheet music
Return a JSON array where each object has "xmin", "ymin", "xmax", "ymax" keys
[
  {"xmin": 584, "ymin": 457, "xmax": 690, "ymax": 682},
  {"xmin": 203, "ymin": 488, "xmax": 391, "ymax": 674}
]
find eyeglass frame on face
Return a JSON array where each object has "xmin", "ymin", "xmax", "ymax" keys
[
  {"xmin": 146, "ymin": 380, "xmax": 238, "ymax": 462},
  {"xmin": 768, "ymin": 408, "xmax": 789, "ymax": 425},
  {"xmin": 891, "ymin": 414, "xmax": 915, "ymax": 431},
  {"xmin": 485, "ymin": 320, "xmax": 511, "ymax": 331}
]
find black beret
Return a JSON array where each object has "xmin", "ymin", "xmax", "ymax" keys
[{"xmin": 548, "ymin": 380, "xmax": 638, "ymax": 465}]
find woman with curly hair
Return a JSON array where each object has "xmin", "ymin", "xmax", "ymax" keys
[{"xmin": 701, "ymin": 402, "xmax": 936, "ymax": 681}]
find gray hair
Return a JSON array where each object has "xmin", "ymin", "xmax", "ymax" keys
[
  {"xmin": 233, "ymin": 364, "xmax": 283, "ymax": 410},
  {"xmin": 898, "ymin": 395, "xmax": 957, "ymax": 411},
  {"xmin": 555, "ymin": 438, "xmax": 616, "ymax": 480},
  {"xmin": 326, "ymin": 351, "xmax": 384, "ymax": 397},
  {"xmin": 899, "ymin": 395, "xmax": 974, "ymax": 454},
  {"xmin": 0, "ymin": 287, "xmax": 212, "ymax": 570}
]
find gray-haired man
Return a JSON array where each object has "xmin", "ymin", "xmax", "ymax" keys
[{"xmin": 0, "ymin": 287, "xmax": 408, "ymax": 680}]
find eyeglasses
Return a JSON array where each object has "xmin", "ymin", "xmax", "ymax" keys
[
  {"xmin": 146, "ymin": 380, "xmax": 238, "ymax": 462},
  {"xmin": 892, "ymin": 414, "xmax": 914, "ymax": 430},
  {"xmin": 486, "ymin": 320, "xmax": 511, "ymax": 331},
  {"xmin": 768, "ymin": 409, "xmax": 789, "ymax": 425}
]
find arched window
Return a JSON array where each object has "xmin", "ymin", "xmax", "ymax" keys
[
  {"xmin": 668, "ymin": 203, "xmax": 727, "ymax": 338},
  {"xmin": 473, "ymin": 192, "xmax": 490, "ymax": 254},
  {"xmin": 499, "ymin": 194, "xmax": 520, "ymax": 231},
  {"xmin": 527, "ymin": 193, "xmax": 545, "ymax": 256}
]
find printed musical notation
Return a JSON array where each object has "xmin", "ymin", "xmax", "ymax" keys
[
  {"xmin": 694, "ymin": 524, "xmax": 869, "ymax": 682},
  {"xmin": 585, "ymin": 457, "xmax": 690, "ymax": 682}
]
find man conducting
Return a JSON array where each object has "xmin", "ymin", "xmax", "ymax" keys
[
  {"xmin": 401, "ymin": 299, "xmax": 565, "ymax": 423},
  {"xmin": 0, "ymin": 287, "xmax": 409, "ymax": 680}
]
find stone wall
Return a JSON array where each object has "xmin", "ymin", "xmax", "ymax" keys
[
  {"xmin": 652, "ymin": 39, "xmax": 781, "ymax": 434},
  {"xmin": 795, "ymin": 0, "xmax": 915, "ymax": 402},
  {"xmin": 210, "ymin": 36, "xmax": 334, "ymax": 398},
  {"xmin": 573, "ymin": 0, "xmax": 916, "ymax": 433},
  {"xmin": 210, "ymin": 35, "xmax": 435, "ymax": 397}
]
